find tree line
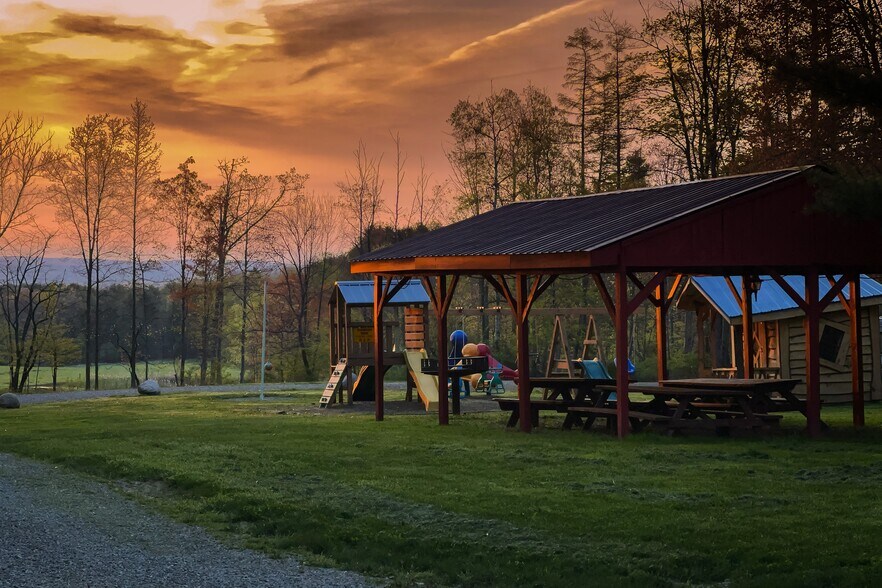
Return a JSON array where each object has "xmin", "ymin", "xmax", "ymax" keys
[{"xmin": 1, "ymin": 0, "xmax": 880, "ymax": 391}]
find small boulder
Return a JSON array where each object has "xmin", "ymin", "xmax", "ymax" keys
[
  {"xmin": 137, "ymin": 379, "xmax": 161, "ymax": 396},
  {"xmin": 0, "ymin": 393, "xmax": 21, "ymax": 409}
]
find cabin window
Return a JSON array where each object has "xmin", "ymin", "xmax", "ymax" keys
[{"xmin": 818, "ymin": 321, "xmax": 849, "ymax": 370}]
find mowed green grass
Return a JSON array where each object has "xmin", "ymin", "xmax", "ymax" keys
[
  {"xmin": 3, "ymin": 361, "xmax": 243, "ymax": 391},
  {"xmin": 1, "ymin": 391, "xmax": 881, "ymax": 587}
]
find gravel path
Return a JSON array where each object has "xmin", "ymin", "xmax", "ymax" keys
[
  {"xmin": 18, "ymin": 381, "xmax": 407, "ymax": 406},
  {"xmin": 0, "ymin": 453, "xmax": 370, "ymax": 588},
  {"xmin": 16, "ymin": 383, "xmax": 317, "ymax": 406}
]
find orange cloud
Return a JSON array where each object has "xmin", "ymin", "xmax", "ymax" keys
[{"xmin": 1, "ymin": 0, "xmax": 642, "ymax": 246}]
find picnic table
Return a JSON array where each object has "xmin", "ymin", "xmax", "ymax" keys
[
  {"xmin": 626, "ymin": 383, "xmax": 783, "ymax": 433},
  {"xmin": 493, "ymin": 376, "xmax": 614, "ymax": 429},
  {"xmin": 660, "ymin": 378, "xmax": 809, "ymax": 413},
  {"xmin": 421, "ymin": 356, "xmax": 488, "ymax": 415},
  {"xmin": 575, "ymin": 378, "xmax": 809, "ymax": 434}
]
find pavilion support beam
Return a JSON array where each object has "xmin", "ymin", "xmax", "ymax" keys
[
  {"xmin": 804, "ymin": 268, "xmax": 822, "ymax": 438},
  {"xmin": 741, "ymin": 276, "xmax": 754, "ymax": 379},
  {"xmin": 515, "ymin": 274, "xmax": 532, "ymax": 433},
  {"xmin": 614, "ymin": 270, "xmax": 631, "ymax": 438},
  {"xmin": 486, "ymin": 273, "xmax": 556, "ymax": 433},
  {"xmin": 421, "ymin": 274, "xmax": 458, "ymax": 425},
  {"xmin": 849, "ymin": 275, "xmax": 865, "ymax": 427},
  {"xmin": 373, "ymin": 276, "xmax": 385, "ymax": 421},
  {"xmin": 436, "ymin": 288, "xmax": 449, "ymax": 425}
]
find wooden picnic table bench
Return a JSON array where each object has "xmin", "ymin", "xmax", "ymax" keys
[
  {"xmin": 660, "ymin": 377, "xmax": 825, "ymax": 430},
  {"xmin": 494, "ymin": 397, "xmax": 573, "ymax": 428},
  {"xmin": 493, "ymin": 377, "xmax": 614, "ymax": 429},
  {"xmin": 566, "ymin": 406, "xmax": 670, "ymax": 433},
  {"xmin": 592, "ymin": 383, "xmax": 781, "ymax": 434}
]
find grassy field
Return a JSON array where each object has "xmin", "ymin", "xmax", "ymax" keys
[
  {"xmin": 3, "ymin": 361, "xmax": 246, "ymax": 391},
  {"xmin": 1, "ymin": 390, "xmax": 881, "ymax": 586}
]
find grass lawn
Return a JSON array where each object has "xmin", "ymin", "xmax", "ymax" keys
[
  {"xmin": 1, "ymin": 390, "xmax": 881, "ymax": 586},
  {"xmin": 3, "ymin": 361, "xmax": 245, "ymax": 391}
]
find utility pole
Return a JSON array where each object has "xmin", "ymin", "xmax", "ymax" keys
[{"xmin": 260, "ymin": 280, "xmax": 267, "ymax": 401}]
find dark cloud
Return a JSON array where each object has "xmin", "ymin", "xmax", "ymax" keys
[
  {"xmin": 52, "ymin": 12, "xmax": 210, "ymax": 49},
  {"xmin": 290, "ymin": 60, "xmax": 346, "ymax": 84},
  {"xmin": 224, "ymin": 21, "xmax": 262, "ymax": 35},
  {"xmin": 263, "ymin": 0, "xmax": 567, "ymax": 60}
]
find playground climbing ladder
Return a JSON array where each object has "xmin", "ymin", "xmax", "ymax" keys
[{"xmin": 321, "ymin": 359, "xmax": 348, "ymax": 408}]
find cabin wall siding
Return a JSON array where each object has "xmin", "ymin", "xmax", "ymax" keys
[{"xmin": 783, "ymin": 308, "xmax": 881, "ymax": 402}]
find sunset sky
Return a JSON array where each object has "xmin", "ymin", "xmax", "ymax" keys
[{"xmin": 1, "ymin": 0, "xmax": 642, "ymax": 225}]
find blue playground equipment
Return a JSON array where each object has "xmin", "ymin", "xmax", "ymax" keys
[
  {"xmin": 448, "ymin": 329, "xmax": 470, "ymax": 397},
  {"xmin": 614, "ymin": 357, "xmax": 637, "ymax": 375}
]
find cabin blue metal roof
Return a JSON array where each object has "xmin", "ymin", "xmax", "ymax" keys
[
  {"xmin": 691, "ymin": 275, "xmax": 882, "ymax": 321},
  {"xmin": 334, "ymin": 279, "xmax": 430, "ymax": 306}
]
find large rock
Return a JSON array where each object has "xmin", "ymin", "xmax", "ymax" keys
[
  {"xmin": 137, "ymin": 379, "xmax": 161, "ymax": 396},
  {"xmin": 0, "ymin": 393, "xmax": 21, "ymax": 409}
]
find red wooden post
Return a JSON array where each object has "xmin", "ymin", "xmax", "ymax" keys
[
  {"xmin": 655, "ymin": 280, "xmax": 668, "ymax": 381},
  {"xmin": 741, "ymin": 276, "xmax": 754, "ymax": 379},
  {"xmin": 804, "ymin": 269, "xmax": 822, "ymax": 437},
  {"xmin": 614, "ymin": 270, "xmax": 630, "ymax": 438},
  {"xmin": 850, "ymin": 275, "xmax": 865, "ymax": 427},
  {"xmin": 437, "ymin": 275, "xmax": 449, "ymax": 426},
  {"xmin": 515, "ymin": 274, "xmax": 532, "ymax": 433},
  {"xmin": 373, "ymin": 276, "xmax": 384, "ymax": 421}
]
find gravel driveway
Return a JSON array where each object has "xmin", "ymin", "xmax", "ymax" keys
[
  {"xmin": 17, "ymin": 381, "xmax": 407, "ymax": 406},
  {"xmin": 0, "ymin": 453, "xmax": 370, "ymax": 588}
]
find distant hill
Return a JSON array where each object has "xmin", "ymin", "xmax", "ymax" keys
[{"xmin": 35, "ymin": 258, "xmax": 180, "ymax": 285}]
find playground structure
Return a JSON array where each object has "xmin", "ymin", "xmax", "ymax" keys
[
  {"xmin": 322, "ymin": 280, "xmax": 437, "ymax": 409},
  {"xmin": 544, "ymin": 314, "xmax": 604, "ymax": 378}
]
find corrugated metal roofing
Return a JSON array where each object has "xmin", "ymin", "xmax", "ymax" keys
[
  {"xmin": 355, "ymin": 167, "xmax": 807, "ymax": 262},
  {"xmin": 691, "ymin": 275, "xmax": 882, "ymax": 320},
  {"xmin": 335, "ymin": 279, "xmax": 429, "ymax": 306}
]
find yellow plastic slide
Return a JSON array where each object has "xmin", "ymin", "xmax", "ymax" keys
[{"xmin": 404, "ymin": 350, "xmax": 439, "ymax": 411}]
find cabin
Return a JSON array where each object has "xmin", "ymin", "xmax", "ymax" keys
[{"xmin": 677, "ymin": 275, "xmax": 882, "ymax": 403}]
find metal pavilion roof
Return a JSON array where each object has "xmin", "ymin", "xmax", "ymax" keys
[
  {"xmin": 334, "ymin": 279, "xmax": 430, "ymax": 306},
  {"xmin": 689, "ymin": 275, "xmax": 882, "ymax": 322},
  {"xmin": 354, "ymin": 168, "xmax": 807, "ymax": 262}
]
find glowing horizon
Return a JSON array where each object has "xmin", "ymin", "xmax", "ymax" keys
[{"xmin": 1, "ymin": 0, "xmax": 637, "ymax": 249}]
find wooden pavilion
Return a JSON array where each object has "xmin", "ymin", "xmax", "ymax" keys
[{"xmin": 350, "ymin": 167, "xmax": 882, "ymax": 438}]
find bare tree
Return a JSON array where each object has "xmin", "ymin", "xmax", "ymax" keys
[
  {"xmin": 560, "ymin": 28, "xmax": 603, "ymax": 195},
  {"xmin": 0, "ymin": 113, "xmax": 54, "ymax": 241},
  {"xmin": 118, "ymin": 99, "xmax": 161, "ymax": 387},
  {"xmin": 642, "ymin": 0, "xmax": 749, "ymax": 179},
  {"xmin": 0, "ymin": 235, "xmax": 62, "ymax": 393},
  {"xmin": 337, "ymin": 140, "xmax": 384, "ymax": 254},
  {"xmin": 232, "ymin": 171, "xmax": 274, "ymax": 384},
  {"xmin": 266, "ymin": 189, "xmax": 332, "ymax": 378},
  {"xmin": 389, "ymin": 130, "xmax": 407, "ymax": 231},
  {"xmin": 49, "ymin": 114, "xmax": 125, "ymax": 390},
  {"xmin": 590, "ymin": 16, "xmax": 647, "ymax": 191},
  {"xmin": 156, "ymin": 157, "xmax": 208, "ymax": 385},
  {"xmin": 199, "ymin": 159, "xmax": 301, "ymax": 384}
]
